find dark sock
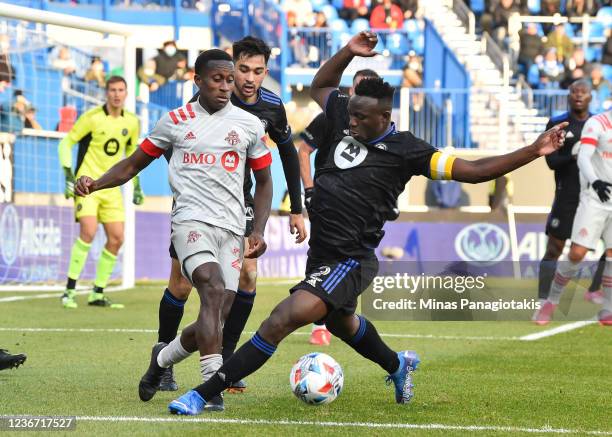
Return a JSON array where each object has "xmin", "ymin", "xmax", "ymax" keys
[
  {"xmin": 93, "ymin": 286, "xmax": 103, "ymax": 294},
  {"xmin": 66, "ymin": 278, "xmax": 76, "ymax": 290},
  {"xmin": 221, "ymin": 289, "xmax": 255, "ymax": 361},
  {"xmin": 589, "ymin": 253, "xmax": 606, "ymax": 292},
  {"xmin": 340, "ymin": 315, "xmax": 399, "ymax": 375},
  {"xmin": 158, "ymin": 288, "xmax": 186, "ymax": 344},
  {"xmin": 194, "ymin": 332, "xmax": 275, "ymax": 401},
  {"xmin": 538, "ymin": 258, "xmax": 557, "ymax": 300}
]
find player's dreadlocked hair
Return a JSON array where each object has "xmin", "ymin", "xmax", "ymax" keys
[
  {"xmin": 233, "ymin": 36, "xmax": 272, "ymax": 64},
  {"xmin": 353, "ymin": 69, "xmax": 379, "ymax": 82},
  {"xmin": 194, "ymin": 49, "xmax": 233, "ymax": 75},
  {"xmin": 354, "ymin": 77, "xmax": 395, "ymax": 102}
]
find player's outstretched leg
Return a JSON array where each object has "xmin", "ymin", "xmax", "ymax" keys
[
  {"xmin": 88, "ymin": 222, "xmax": 124, "ymax": 309},
  {"xmin": 168, "ymin": 289, "xmax": 327, "ymax": 415},
  {"xmin": 326, "ymin": 313, "xmax": 419, "ymax": 404},
  {"xmin": 598, "ymin": 254, "xmax": 612, "ymax": 326},
  {"xmin": 62, "ymin": 217, "xmax": 96, "ymax": 309},
  {"xmin": 537, "ymin": 236, "xmax": 564, "ymax": 303},
  {"xmin": 586, "ymin": 253, "xmax": 607, "ymax": 305},
  {"xmin": 157, "ymin": 257, "xmax": 192, "ymax": 391},
  {"xmin": 0, "ymin": 349, "xmax": 27, "ymax": 371},
  {"xmin": 535, "ymin": 244, "xmax": 587, "ymax": 325}
]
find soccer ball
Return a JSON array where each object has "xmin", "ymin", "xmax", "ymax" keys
[{"xmin": 289, "ymin": 352, "xmax": 344, "ymax": 405}]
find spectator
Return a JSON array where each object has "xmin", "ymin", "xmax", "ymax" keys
[
  {"xmin": 396, "ymin": 0, "xmax": 420, "ymax": 19},
  {"xmin": 283, "ymin": 0, "xmax": 314, "ymax": 26},
  {"xmin": 565, "ymin": 0, "xmax": 598, "ymax": 19},
  {"xmin": 561, "ymin": 47, "xmax": 590, "ymax": 88},
  {"xmin": 171, "ymin": 58, "xmax": 191, "ymax": 81},
  {"xmin": 602, "ymin": 30, "xmax": 612, "ymax": 65},
  {"xmin": 590, "ymin": 65, "xmax": 612, "ymax": 110},
  {"xmin": 339, "ymin": 0, "xmax": 371, "ymax": 22},
  {"xmin": 153, "ymin": 40, "xmax": 185, "ymax": 81},
  {"xmin": 538, "ymin": 48, "xmax": 565, "ymax": 87},
  {"xmin": 12, "ymin": 90, "xmax": 41, "ymax": 130},
  {"xmin": 518, "ymin": 22, "xmax": 544, "ymax": 74},
  {"xmin": 544, "ymin": 24, "xmax": 574, "ymax": 62},
  {"xmin": 0, "ymin": 35, "xmax": 13, "ymax": 87},
  {"xmin": 137, "ymin": 59, "xmax": 166, "ymax": 92},
  {"xmin": 401, "ymin": 52, "xmax": 423, "ymax": 110},
  {"xmin": 370, "ymin": 0, "xmax": 404, "ymax": 30},
  {"xmin": 491, "ymin": 0, "xmax": 521, "ymax": 44},
  {"xmin": 313, "ymin": 11, "xmax": 328, "ymax": 28},
  {"xmin": 287, "ymin": 11, "xmax": 309, "ymax": 66},
  {"xmin": 51, "ymin": 47, "xmax": 77, "ymax": 78},
  {"xmin": 540, "ymin": 0, "xmax": 561, "ymax": 33},
  {"xmin": 84, "ymin": 57, "xmax": 106, "ymax": 88}
]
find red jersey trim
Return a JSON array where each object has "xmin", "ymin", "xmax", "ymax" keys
[
  {"xmin": 140, "ymin": 138, "xmax": 164, "ymax": 158},
  {"xmin": 581, "ymin": 137, "xmax": 598, "ymax": 146},
  {"xmin": 248, "ymin": 152, "xmax": 272, "ymax": 170}
]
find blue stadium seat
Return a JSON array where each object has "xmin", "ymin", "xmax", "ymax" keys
[
  {"xmin": 410, "ymin": 34, "xmax": 424, "ymax": 55},
  {"xmin": 603, "ymin": 65, "xmax": 612, "ymax": 82},
  {"xmin": 589, "ymin": 22, "xmax": 605, "ymax": 38},
  {"xmin": 403, "ymin": 19, "xmax": 419, "ymax": 36},
  {"xmin": 527, "ymin": 64, "xmax": 540, "ymax": 87},
  {"xmin": 332, "ymin": 0, "xmax": 344, "ymax": 9},
  {"xmin": 320, "ymin": 5, "xmax": 338, "ymax": 21},
  {"xmin": 596, "ymin": 7, "xmax": 612, "ymax": 28},
  {"xmin": 330, "ymin": 18, "xmax": 349, "ymax": 33},
  {"xmin": 332, "ymin": 31, "xmax": 352, "ymax": 52},
  {"xmin": 311, "ymin": 0, "xmax": 328, "ymax": 12},
  {"xmin": 563, "ymin": 22, "xmax": 575, "ymax": 38},
  {"xmin": 351, "ymin": 18, "xmax": 370, "ymax": 34},
  {"xmin": 528, "ymin": 0, "xmax": 541, "ymax": 14},
  {"xmin": 386, "ymin": 33, "xmax": 409, "ymax": 55},
  {"xmin": 469, "ymin": 0, "xmax": 485, "ymax": 14},
  {"xmin": 586, "ymin": 45, "xmax": 603, "ymax": 62}
]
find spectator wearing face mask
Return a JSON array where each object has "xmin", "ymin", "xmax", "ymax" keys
[
  {"xmin": 84, "ymin": 57, "xmax": 106, "ymax": 88},
  {"xmin": 138, "ymin": 59, "xmax": 166, "ymax": 92},
  {"xmin": 153, "ymin": 41, "xmax": 185, "ymax": 81}
]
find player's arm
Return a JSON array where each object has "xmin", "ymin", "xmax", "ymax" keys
[
  {"xmin": 126, "ymin": 118, "xmax": 145, "ymax": 205},
  {"xmin": 75, "ymin": 148, "xmax": 155, "ymax": 195},
  {"xmin": 310, "ymin": 31, "xmax": 379, "ymax": 109},
  {"xmin": 576, "ymin": 119, "xmax": 612, "ymax": 202},
  {"xmin": 57, "ymin": 112, "xmax": 92, "ymax": 198},
  {"xmin": 544, "ymin": 120, "xmax": 573, "ymax": 170},
  {"xmin": 298, "ymin": 140, "xmax": 315, "ymax": 189},
  {"xmin": 450, "ymin": 122, "xmax": 568, "ymax": 183}
]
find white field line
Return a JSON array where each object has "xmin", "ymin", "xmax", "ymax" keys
[
  {"xmin": 5, "ymin": 415, "xmax": 602, "ymax": 435},
  {"xmin": 0, "ymin": 327, "xmax": 518, "ymax": 341},
  {"xmin": 518, "ymin": 319, "xmax": 598, "ymax": 341},
  {"xmin": 0, "ymin": 287, "xmax": 124, "ymax": 303}
]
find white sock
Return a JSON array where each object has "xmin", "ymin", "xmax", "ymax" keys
[
  {"xmin": 157, "ymin": 336, "xmax": 192, "ymax": 368},
  {"xmin": 548, "ymin": 258, "xmax": 581, "ymax": 305},
  {"xmin": 312, "ymin": 323, "xmax": 326, "ymax": 332},
  {"xmin": 602, "ymin": 258, "xmax": 612, "ymax": 312},
  {"xmin": 200, "ymin": 354, "xmax": 223, "ymax": 383}
]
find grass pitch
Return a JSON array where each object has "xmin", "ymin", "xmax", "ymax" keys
[{"xmin": 0, "ymin": 282, "xmax": 610, "ymax": 436}]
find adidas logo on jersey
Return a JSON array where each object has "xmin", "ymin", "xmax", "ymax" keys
[
  {"xmin": 184, "ymin": 131, "xmax": 196, "ymax": 141},
  {"xmin": 566, "ymin": 131, "xmax": 575, "ymax": 138}
]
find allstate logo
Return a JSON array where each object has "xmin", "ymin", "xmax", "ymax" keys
[
  {"xmin": 0, "ymin": 204, "xmax": 20, "ymax": 266},
  {"xmin": 455, "ymin": 223, "xmax": 509, "ymax": 264}
]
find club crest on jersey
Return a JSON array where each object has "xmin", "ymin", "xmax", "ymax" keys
[
  {"xmin": 260, "ymin": 119, "xmax": 269, "ymax": 130},
  {"xmin": 374, "ymin": 143, "xmax": 388, "ymax": 151},
  {"xmin": 334, "ymin": 136, "xmax": 368, "ymax": 169},
  {"xmin": 187, "ymin": 230, "xmax": 202, "ymax": 244},
  {"xmin": 122, "ymin": 128, "xmax": 128, "ymax": 136},
  {"xmin": 305, "ymin": 266, "xmax": 331, "ymax": 287},
  {"xmin": 225, "ymin": 130, "xmax": 241, "ymax": 146}
]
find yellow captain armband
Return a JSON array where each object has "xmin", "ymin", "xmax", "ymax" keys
[{"xmin": 429, "ymin": 151, "xmax": 456, "ymax": 180}]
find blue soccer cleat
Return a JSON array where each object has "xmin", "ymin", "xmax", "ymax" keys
[
  {"xmin": 168, "ymin": 390, "xmax": 206, "ymax": 415},
  {"xmin": 386, "ymin": 350, "xmax": 420, "ymax": 404}
]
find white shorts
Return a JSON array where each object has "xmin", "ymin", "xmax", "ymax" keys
[
  {"xmin": 171, "ymin": 220, "xmax": 244, "ymax": 291},
  {"xmin": 571, "ymin": 197, "xmax": 612, "ymax": 249}
]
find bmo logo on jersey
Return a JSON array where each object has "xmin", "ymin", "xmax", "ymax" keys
[
  {"xmin": 334, "ymin": 136, "xmax": 368, "ymax": 169},
  {"xmin": 221, "ymin": 151, "xmax": 240, "ymax": 172}
]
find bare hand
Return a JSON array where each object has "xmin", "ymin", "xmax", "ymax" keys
[
  {"xmin": 289, "ymin": 213, "xmax": 308, "ymax": 244},
  {"xmin": 244, "ymin": 232, "xmax": 267, "ymax": 259},
  {"xmin": 347, "ymin": 31, "xmax": 379, "ymax": 58},
  {"xmin": 75, "ymin": 176, "xmax": 96, "ymax": 196},
  {"xmin": 532, "ymin": 122, "xmax": 569, "ymax": 156}
]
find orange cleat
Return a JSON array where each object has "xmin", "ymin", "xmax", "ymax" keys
[{"xmin": 309, "ymin": 327, "xmax": 331, "ymax": 346}]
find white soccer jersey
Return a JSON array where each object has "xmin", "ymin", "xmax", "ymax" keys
[
  {"xmin": 579, "ymin": 111, "xmax": 612, "ymax": 209},
  {"xmin": 141, "ymin": 100, "xmax": 271, "ymax": 235}
]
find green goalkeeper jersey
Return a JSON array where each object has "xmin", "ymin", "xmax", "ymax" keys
[{"xmin": 58, "ymin": 105, "xmax": 140, "ymax": 179}]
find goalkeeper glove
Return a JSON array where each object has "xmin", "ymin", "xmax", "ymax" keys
[
  {"xmin": 133, "ymin": 177, "xmax": 145, "ymax": 205},
  {"xmin": 592, "ymin": 180, "xmax": 612, "ymax": 203},
  {"xmin": 63, "ymin": 167, "xmax": 75, "ymax": 199}
]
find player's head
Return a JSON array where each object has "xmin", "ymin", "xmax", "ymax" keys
[
  {"xmin": 194, "ymin": 49, "xmax": 234, "ymax": 112},
  {"xmin": 105, "ymin": 76, "xmax": 127, "ymax": 110},
  {"xmin": 568, "ymin": 79, "xmax": 592, "ymax": 113},
  {"xmin": 348, "ymin": 77, "xmax": 394, "ymax": 143},
  {"xmin": 350, "ymin": 69, "xmax": 379, "ymax": 96},
  {"xmin": 232, "ymin": 36, "xmax": 271, "ymax": 101}
]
